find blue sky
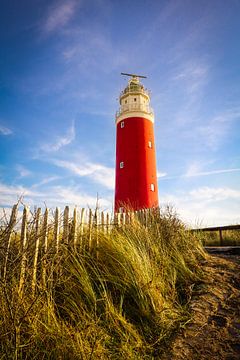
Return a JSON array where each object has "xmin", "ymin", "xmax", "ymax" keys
[{"xmin": 0, "ymin": 0, "xmax": 240, "ymax": 226}]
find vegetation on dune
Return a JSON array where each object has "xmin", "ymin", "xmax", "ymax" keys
[
  {"xmin": 0, "ymin": 207, "xmax": 207, "ymax": 359},
  {"xmin": 199, "ymin": 229, "xmax": 240, "ymax": 247}
]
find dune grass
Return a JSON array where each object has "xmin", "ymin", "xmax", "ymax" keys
[
  {"xmin": 0, "ymin": 207, "xmax": 207, "ymax": 359},
  {"xmin": 199, "ymin": 229, "xmax": 240, "ymax": 247}
]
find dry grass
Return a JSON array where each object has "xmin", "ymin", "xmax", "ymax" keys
[{"xmin": 0, "ymin": 207, "xmax": 207, "ymax": 359}]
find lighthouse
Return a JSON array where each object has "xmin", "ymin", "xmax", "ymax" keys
[{"xmin": 114, "ymin": 73, "xmax": 159, "ymax": 212}]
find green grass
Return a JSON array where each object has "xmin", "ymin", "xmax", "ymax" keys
[
  {"xmin": 199, "ymin": 230, "xmax": 240, "ymax": 246},
  {"xmin": 0, "ymin": 207, "xmax": 207, "ymax": 359}
]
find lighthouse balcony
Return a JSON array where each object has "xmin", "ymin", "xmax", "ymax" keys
[
  {"xmin": 120, "ymin": 87, "xmax": 151, "ymax": 98},
  {"xmin": 116, "ymin": 104, "xmax": 154, "ymax": 118}
]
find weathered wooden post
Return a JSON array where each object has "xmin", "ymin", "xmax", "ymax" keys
[
  {"xmin": 72, "ymin": 207, "xmax": 78, "ymax": 251},
  {"xmin": 94, "ymin": 209, "xmax": 100, "ymax": 258},
  {"xmin": 219, "ymin": 229, "xmax": 223, "ymax": 246},
  {"xmin": 54, "ymin": 207, "xmax": 60, "ymax": 254},
  {"xmin": 41, "ymin": 208, "xmax": 49, "ymax": 289},
  {"xmin": 3, "ymin": 204, "xmax": 18, "ymax": 282},
  {"xmin": 32, "ymin": 207, "xmax": 41, "ymax": 295},
  {"xmin": 101, "ymin": 211, "xmax": 105, "ymax": 233},
  {"xmin": 79, "ymin": 208, "xmax": 86, "ymax": 251},
  {"xmin": 106, "ymin": 212, "xmax": 110, "ymax": 235},
  {"xmin": 18, "ymin": 206, "xmax": 29, "ymax": 297},
  {"xmin": 88, "ymin": 209, "xmax": 93, "ymax": 251},
  {"xmin": 63, "ymin": 206, "xmax": 69, "ymax": 244}
]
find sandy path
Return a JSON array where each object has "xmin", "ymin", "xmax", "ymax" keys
[{"xmin": 161, "ymin": 253, "xmax": 240, "ymax": 360}]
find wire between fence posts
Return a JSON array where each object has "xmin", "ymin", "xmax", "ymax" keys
[
  {"xmin": 3, "ymin": 204, "xmax": 18, "ymax": 282},
  {"xmin": 18, "ymin": 206, "xmax": 29, "ymax": 297},
  {"xmin": 32, "ymin": 207, "xmax": 41, "ymax": 295}
]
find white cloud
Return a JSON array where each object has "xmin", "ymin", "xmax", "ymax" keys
[
  {"xmin": 184, "ymin": 163, "xmax": 240, "ymax": 178},
  {"xmin": 43, "ymin": 0, "xmax": 78, "ymax": 33},
  {"xmin": 16, "ymin": 165, "xmax": 32, "ymax": 178},
  {"xmin": 0, "ymin": 125, "xmax": 12, "ymax": 135},
  {"xmin": 0, "ymin": 181, "xmax": 112, "ymax": 213},
  {"xmin": 189, "ymin": 187, "xmax": 240, "ymax": 202},
  {"xmin": 45, "ymin": 185, "xmax": 111, "ymax": 209},
  {"xmin": 197, "ymin": 108, "xmax": 240, "ymax": 150},
  {"xmin": 157, "ymin": 171, "xmax": 167, "ymax": 178},
  {"xmin": 160, "ymin": 186, "xmax": 240, "ymax": 227},
  {"xmin": 0, "ymin": 182, "xmax": 41, "ymax": 207},
  {"xmin": 42, "ymin": 122, "xmax": 75, "ymax": 152},
  {"xmin": 61, "ymin": 27, "xmax": 128, "ymax": 73},
  {"xmin": 158, "ymin": 164, "xmax": 240, "ymax": 181},
  {"xmin": 52, "ymin": 159, "xmax": 115, "ymax": 190},
  {"xmin": 31, "ymin": 176, "xmax": 60, "ymax": 188},
  {"xmin": 173, "ymin": 61, "xmax": 209, "ymax": 95}
]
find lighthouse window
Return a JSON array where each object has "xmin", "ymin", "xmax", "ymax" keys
[
  {"xmin": 150, "ymin": 184, "xmax": 155, "ymax": 192},
  {"xmin": 134, "ymin": 98, "xmax": 137, "ymax": 102},
  {"xmin": 148, "ymin": 141, "xmax": 152, "ymax": 148},
  {"xmin": 121, "ymin": 121, "xmax": 124, "ymax": 128},
  {"xmin": 120, "ymin": 162, "xmax": 124, "ymax": 169},
  {"xmin": 125, "ymin": 100, "xmax": 127, "ymax": 104}
]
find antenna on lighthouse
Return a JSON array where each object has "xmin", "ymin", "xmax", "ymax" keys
[{"xmin": 121, "ymin": 72, "xmax": 147, "ymax": 79}]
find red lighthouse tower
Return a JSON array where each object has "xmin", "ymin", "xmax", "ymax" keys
[{"xmin": 114, "ymin": 73, "xmax": 159, "ymax": 212}]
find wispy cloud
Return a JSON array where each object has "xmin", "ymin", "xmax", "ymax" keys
[
  {"xmin": 31, "ymin": 176, "xmax": 60, "ymax": 188},
  {"xmin": 16, "ymin": 165, "xmax": 32, "ymax": 178},
  {"xmin": 182, "ymin": 163, "xmax": 240, "ymax": 177},
  {"xmin": 52, "ymin": 159, "xmax": 115, "ymax": 190},
  {"xmin": 0, "ymin": 181, "xmax": 111, "ymax": 211},
  {"xmin": 197, "ymin": 108, "xmax": 240, "ymax": 150},
  {"xmin": 172, "ymin": 61, "xmax": 209, "ymax": 95},
  {"xmin": 43, "ymin": 0, "xmax": 78, "ymax": 33},
  {"xmin": 45, "ymin": 185, "xmax": 111, "ymax": 209},
  {"xmin": 189, "ymin": 186, "xmax": 240, "ymax": 201},
  {"xmin": 158, "ymin": 165, "xmax": 240, "ymax": 181},
  {"xmin": 160, "ymin": 185, "xmax": 240, "ymax": 227},
  {"xmin": 41, "ymin": 122, "xmax": 75, "ymax": 152},
  {"xmin": 0, "ymin": 124, "xmax": 12, "ymax": 135},
  {"xmin": 0, "ymin": 182, "xmax": 40, "ymax": 207},
  {"xmin": 157, "ymin": 171, "xmax": 167, "ymax": 178}
]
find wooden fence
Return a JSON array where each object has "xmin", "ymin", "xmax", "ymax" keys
[
  {"xmin": 0, "ymin": 205, "xmax": 155, "ymax": 297},
  {"xmin": 192, "ymin": 224, "xmax": 240, "ymax": 246},
  {"xmin": 1, "ymin": 204, "xmax": 239, "ymax": 297}
]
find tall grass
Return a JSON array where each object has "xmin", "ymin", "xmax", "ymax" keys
[
  {"xmin": 200, "ymin": 229, "xmax": 240, "ymax": 246},
  {"xmin": 0, "ymin": 207, "xmax": 206, "ymax": 359}
]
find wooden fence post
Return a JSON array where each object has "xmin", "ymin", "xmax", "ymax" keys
[
  {"xmin": 54, "ymin": 207, "xmax": 60, "ymax": 254},
  {"xmin": 63, "ymin": 206, "xmax": 69, "ymax": 244},
  {"xmin": 94, "ymin": 209, "xmax": 99, "ymax": 258},
  {"xmin": 18, "ymin": 206, "xmax": 29, "ymax": 297},
  {"xmin": 72, "ymin": 207, "xmax": 78, "ymax": 250},
  {"xmin": 101, "ymin": 211, "xmax": 105, "ymax": 233},
  {"xmin": 32, "ymin": 208, "xmax": 41, "ymax": 295},
  {"xmin": 41, "ymin": 208, "xmax": 48, "ymax": 289},
  {"xmin": 3, "ymin": 204, "xmax": 18, "ymax": 282},
  {"xmin": 122, "ymin": 212, "xmax": 126, "ymax": 226},
  {"xmin": 219, "ymin": 229, "xmax": 223, "ymax": 246},
  {"xmin": 79, "ymin": 208, "xmax": 85, "ymax": 251},
  {"xmin": 88, "ymin": 209, "xmax": 93, "ymax": 251},
  {"xmin": 106, "ymin": 212, "xmax": 110, "ymax": 235}
]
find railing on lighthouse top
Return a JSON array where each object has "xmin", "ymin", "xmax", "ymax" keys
[{"xmin": 116, "ymin": 73, "xmax": 154, "ymax": 120}]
